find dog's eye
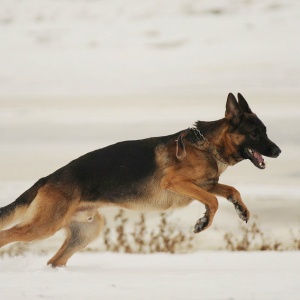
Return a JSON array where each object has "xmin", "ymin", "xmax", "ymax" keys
[{"xmin": 251, "ymin": 129, "xmax": 259, "ymax": 138}]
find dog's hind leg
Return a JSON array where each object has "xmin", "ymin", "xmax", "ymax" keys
[
  {"xmin": 0, "ymin": 177, "xmax": 47, "ymax": 230},
  {"xmin": 0, "ymin": 186, "xmax": 78, "ymax": 248},
  {"xmin": 47, "ymin": 210, "xmax": 104, "ymax": 267}
]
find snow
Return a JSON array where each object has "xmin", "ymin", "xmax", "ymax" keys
[
  {"xmin": 0, "ymin": 0, "xmax": 300, "ymax": 97},
  {"xmin": 0, "ymin": 0, "xmax": 300, "ymax": 299},
  {"xmin": 0, "ymin": 252, "xmax": 299, "ymax": 300}
]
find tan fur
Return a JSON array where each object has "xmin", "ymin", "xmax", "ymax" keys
[
  {"xmin": 47, "ymin": 211, "xmax": 104, "ymax": 267},
  {"xmin": 116, "ymin": 190, "xmax": 193, "ymax": 211},
  {"xmin": 0, "ymin": 185, "xmax": 79, "ymax": 248},
  {"xmin": 155, "ymin": 127, "xmax": 248, "ymax": 231},
  {"xmin": 0, "ymin": 206, "xmax": 27, "ymax": 231},
  {"xmin": 209, "ymin": 183, "xmax": 249, "ymax": 218}
]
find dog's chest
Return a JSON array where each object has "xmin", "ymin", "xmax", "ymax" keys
[{"xmin": 217, "ymin": 160, "xmax": 228, "ymax": 175}]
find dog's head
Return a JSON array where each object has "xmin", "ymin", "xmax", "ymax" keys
[{"xmin": 225, "ymin": 93, "xmax": 281, "ymax": 169}]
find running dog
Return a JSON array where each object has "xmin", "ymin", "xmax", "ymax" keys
[{"xmin": 0, "ymin": 93, "xmax": 281, "ymax": 266}]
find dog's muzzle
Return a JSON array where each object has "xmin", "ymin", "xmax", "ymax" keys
[{"xmin": 270, "ymin": 145, "xmax": 281, "ymax": 158}]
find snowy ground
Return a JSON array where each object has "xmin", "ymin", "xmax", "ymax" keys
[{"xmin": 1, "ymin": 252, "xmax": 300, "ymax": 300}]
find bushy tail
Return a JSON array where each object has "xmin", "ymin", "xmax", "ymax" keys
[{"xmin": 0, "ymin": 177, "xmax": 47, "ymax": 230}]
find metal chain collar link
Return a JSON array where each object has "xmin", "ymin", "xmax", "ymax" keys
[{"xmin": 189, "ymin": 127, "xmax": 228, "ymax": 165}]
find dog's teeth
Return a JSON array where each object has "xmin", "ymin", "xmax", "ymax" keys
[
  {"xmin": 259, "ymin": 162, "xmax": 265, "ymax": 168},
  {"xmin": 248, "ymin": 148, "xmax": 254, "ymax": 155}
]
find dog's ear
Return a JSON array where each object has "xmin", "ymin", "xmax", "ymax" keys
[
  {"xmin": 176, "ymin": 131, "xmax": 187, "ymax": 161},
  {"xmin": 225, "ymin": 93, "xmax": 242, "ymax": 126},
  {"xmin": 238, "ymin": 93, "xmax": 252, "ymax": 114}
]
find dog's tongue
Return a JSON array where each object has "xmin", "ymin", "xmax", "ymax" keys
[{"xmin": 254, "ymin": 151, "xmax": 264, "ymax": 163}]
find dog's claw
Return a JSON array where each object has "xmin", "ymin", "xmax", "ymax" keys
[
  {"xmin": 193, "ymin": 216, "xmax": 209, "ymax": 234},
  {"xmin": 235, "ymin": 204, "xmax": 249, "ymax": 223},
  {"xmin": 228, "ymin": 196, "xmax": 234, "ymax": 203},
  {"xmin": 228, "ymin": 196, "xmax": 249, "ymax": 223}
]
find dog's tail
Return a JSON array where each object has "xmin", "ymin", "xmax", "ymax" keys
[{"xmin": 0, "ymin": 177, "xmax": 47, "ymax": 230}]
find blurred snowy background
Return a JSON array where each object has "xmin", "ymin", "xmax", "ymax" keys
[
  {"xmin": 0, "ymin": 0, "xmax": 299, "ymax": 97},
  {"xmin": 0, "ymin": 0, "xmax": 299, "ymax": 254}
]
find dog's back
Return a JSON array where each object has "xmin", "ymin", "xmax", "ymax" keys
[
  {"xmin": 64, "ymin": 138, "xmax": 161, "ymax": 202},
  {"xmin": 0, "ymin": 133, "xmax": 178, "ymax": 230}
]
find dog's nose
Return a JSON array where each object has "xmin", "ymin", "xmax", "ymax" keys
[{"xmin": 272, "ymin": 146, "xmax": 281, "ymax": 158}]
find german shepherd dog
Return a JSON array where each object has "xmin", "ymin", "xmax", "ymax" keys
[{"xmin": 0, "ymin": 93, "xmax": 281, "ymax": 266}]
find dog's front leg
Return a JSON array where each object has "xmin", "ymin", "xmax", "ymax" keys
[
  {"xmin": 209, "ymin": 184, "xmax": 249, "ymax": 223},
  {"xmin": 161, "ymin": 179, "xmax": 219, "ymax": 233}
]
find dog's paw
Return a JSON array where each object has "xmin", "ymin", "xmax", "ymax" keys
[
  {"xmin": 193, "ymin": 216, "xmax": 209, "ymax": 234},
  {"xmin": 234, "ymin": 203, "xmax": 250, "ymax": 223},
  {"xmin": 228, "ymin": 196, "xmax": 249, "ymax": 223}
]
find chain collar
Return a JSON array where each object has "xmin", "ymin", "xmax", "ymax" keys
[
  {"xmin": 189, "ymin": 127, "xmax": 228, "ymax": 165},
  {"xmin": 190, "ymin": 127, "xmax": 206, "ymax": 141}
]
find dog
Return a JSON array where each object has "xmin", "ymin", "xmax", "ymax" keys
[{"xmin": 0, "ymin": 93, "xmax": 281, "ymax": 266}]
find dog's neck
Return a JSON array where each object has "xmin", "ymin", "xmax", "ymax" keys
[
  {"xmin": 190, "ymin": 119, "xmax": 241, "ymax": 166},
  {"xmin": 194, "ymin": 119, "xmax": 227, "ymax": 138},
  {"xmin": 189, "ymin": 126, "xmax": 228, "ymax": 165}
]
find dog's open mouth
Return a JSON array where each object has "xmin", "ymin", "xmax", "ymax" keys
[{"xmin": 245, "ymin": 148, "xmax": 266, "ymax": 169}]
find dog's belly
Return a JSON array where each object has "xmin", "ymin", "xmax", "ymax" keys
[{"xmin": 120, "ymin": 190, "xmax": 193, "ymax": 212}]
